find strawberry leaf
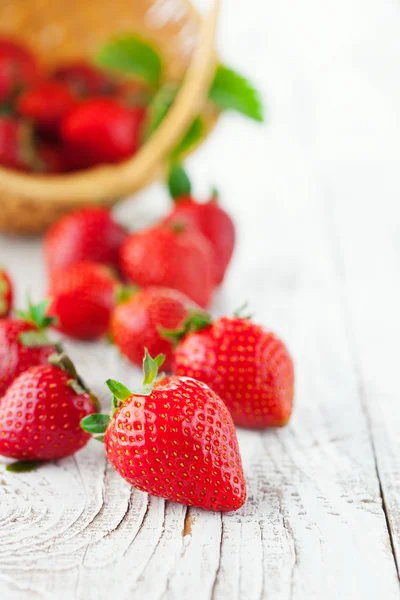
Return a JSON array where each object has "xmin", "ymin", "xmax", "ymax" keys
[
  {"xmin": 209, "ymin": 65, "xmax": 264, "ymax": 122},
  {"xmin": 96, "ymin": 35, "xmax": 162, "ymax": 87},
  {"xmin": 160, "ymin": 309, "xmax": 212, "ymax": 346},
  {"xmin": 233, "ymin": 302, "xmax": 253, "ymax": 319},
  {"xmin": 81, "ymin": 414, "xmax": 110, "ymax": 435},
  {"xmin": 106, "ymin": 379, "xmax": 132, "ymax": 402},
  {"xmin": 143, "ymin": 349, "xmax": 165, "ymax": 385},
  {"xmin": 168, "ymin": 164, "xmax": 192, "ymax": 200},
  {"xmin": 18, "ymin": 298, "xmax": 56, "ymax": 330},
  {"xmin": 6, "ymin": 460, "xmax": 42, "ymax": 473},
  {"xmin": 172, "ymin": 117, "xmax": 204, "ymax": 159},
  {"xmin": 145, "ymin": 84, "xmax": 177, "ymax": 138}
]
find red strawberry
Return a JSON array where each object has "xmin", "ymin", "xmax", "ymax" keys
[
  {"xmin": 52, "ymin": 61, "xmax": 115, "ymax": 97},
  {"xmin": 37, "ymin": 143, "xmax": 66, "ymax": 174},
  {"xmin": 0, "ymin": 352, "xmax": 98, "ymax": 463},
  {"xmin": 44, "ymin": 207, "xmax": 128, "ymax": 275},
  {"xmin": 0, "ymin": 299, "xmax": 57, "ymax": 397},
  {"xmin": 17, "ymin": 81, "xmax": 76, "ymax": 137},
  {"xmin": 61, "ymin": 98, "xmax": 144, "ymax": 168},
  {"xmin": 172, "ymin": 313, "xmax": 295, "ymax": 429},
  {"xmin": 0, "ymin": 117, "xmax": 36, "ymax": 171},
  {"xmin": 0, "ymin": 267, "xmax": 13, "ymax": 318},
  {"xmin": 81, "ymin": 350, "xmax": 246, "ymax": 511},
  {"xmin": 165, "ymin": 165, "xmax": 236, "ymax": 284},
  {"xmin": 111, "ymin": 287, "xmax": 207, "ymax": 371},
  {"xmin": 48, "ymin": 261, "xmax": 119, "ymax": 340},
  {"xmin": 119, "ymin": 224, "xmax": 214, "ymax": 308},
  {"xmin": 0, "ymin": 39, "xmax": 40, "ymax": 102}
]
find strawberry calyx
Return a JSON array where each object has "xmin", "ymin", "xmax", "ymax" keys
[
  {"xmin": 48, "ymin": 351, "xmax": 100, "ymax": 412},
  {"xmin": 168, "ymin": 162, "xmax": 192, "ymax": 201},
  {"xmin": 160, "ymin": 309, "xmax": 212, "ymax": 346},
  {"xmin": 115, "ymin": 284, "xmax": 138, "ymax": 305},
  {"xmin": 233, "ymin": 302, "xmax": 253, "ymax": 320},
  {"xmin": 6, "ymin": 460, "xmax": 43, "ymax": 473},
  {"xmin": 17, "ymin": 298, "xmax": 57, "ymax": 347},
  {"xmin": 81, "ymin": 349, "xmax": 165, "ymax": 440}
]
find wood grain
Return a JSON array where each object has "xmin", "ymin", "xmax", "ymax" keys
[{"xmin": 2, "ymin": 0, "xmax": 400, "ymax": 597}]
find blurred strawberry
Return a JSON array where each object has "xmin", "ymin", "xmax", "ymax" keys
[
  {"xmin": 17, "ymin": 81, "xmax": 76, "ymax": 137},
  {"xmin": 0, "ymin": 299, "xmax": 57, "ymax": 396},
  {"xmin": 0, "ymin": 38, "xmax": 40, "ymax": 103},
  {"xmin": 44, "ymin": 207, "xmax": 128, "ymax": 275},
  {"xmin": 111, "ymin": 286, "xmax": 206, "ymax": 371},
  {"xmin": 120, "ymin": 223, "xmax": 215, "ymax": 308},
  {"xmin": 52, "ymin": 61, "xmax": 115, "ymax": 97},
  {"xmin": 48, "ymin": 261, "xmax": 119, "ymax": 340},
  {"xmin": 165, "ymin": 165, "xmax": 236, "ymax": 284},
  {"xmin": 61, "ymin": 99, "xmax": 144, "ymax": 168},
  {"xmin": 0, "ymin": 117, "xmax": 35, "ymax": 171}
]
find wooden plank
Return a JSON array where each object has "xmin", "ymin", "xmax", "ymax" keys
[{"xmin": 326, "ymin": 167, "xmax": 400, "ymax": 575}]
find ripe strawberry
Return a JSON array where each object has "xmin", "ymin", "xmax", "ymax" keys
[
  {"xmin": 81, "ymin": 350, "xmax": 246, "ymax": 511},
  {"xmin": 37, "ymin": 143, "xmax": 66, "ymax": 174},
  {"xmin": 0, "ymin": 352, "xmax": 98, "ymax": 463},
  {"xmin": 119, "ymin": 224, "xmax": 214, "ymax": 308},
  {"xmin": 0, "ymin": 299, "xmax": 57, "ymax": 397},
  {"xmin": 48, "ymin": 261, "xmax": 119, "ymax": 340},
  {"xmin": 111, "ymin": 287, "xmax": 207, "ymax": 371},
  {"xmin": 61, "ymin": 99, "xmax": 144, "ymax": 168},
  {"xmin": 0, "ymin": 267, "xmax": 13, "ymax": 318},
  {"xmin": 172, "ymin": 313, "xmax": 295, "ymax": 429},
  {"xmin": 17, "ymin": 82, "xmax": 76, "ymax": 137},
  {"xmin": 0, "ymin": 39, "xmax": 40, "ymax": 103},
  {"xmin": 44, "ymin": 207, "xmax": 128, "ymax": 276},
  {"xmin": 0, "ymin": 117, "xmax": 36, "ymax": 171},
  {"xmin": 52, "ymin": 61, "xmax": 115, "ymax": 97},
  {"xmin": 165, "ymin": 165, "xmax": 236, "ymax": 285}
]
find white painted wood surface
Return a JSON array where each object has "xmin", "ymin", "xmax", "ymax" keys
[{"xmin": 1, "ymin": 0, "xmax": 400, "ymax": 597}]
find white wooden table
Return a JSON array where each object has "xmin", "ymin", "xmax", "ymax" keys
[{"xmin": 1, "ymin": 0, "xmax": 400, "ymax": 597}]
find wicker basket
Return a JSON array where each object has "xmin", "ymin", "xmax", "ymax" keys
[{"xmin": 0, "ymin": 0, "xmax": 219, "ymax": 234}]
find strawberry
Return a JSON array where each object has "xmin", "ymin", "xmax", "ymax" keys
[
  {"xmin": 44, "ymin": 207, "xmax": 128, "ymax": 276},
  {"xmin": 81, "ymin": 350, "xmax": 246, "ymax": 511},
  {"xmin": 0, "ymin": 117, "xmax": 36, "ymax": 171},
  {"xmin": 48, "ymin": 261, "xmax": 119, "ymax": 340},
  {"xmin": 0, "ymin": 267, "xmax": 13, "ymax": 318},
  {"xmin": 119, "ymin": 224, "xmax": 214, "ymax": 308},
  {"xmin": 165, "ymin": 165, "xmax": 236, "ymax": 284},
  {"xmin": 17, "ymin": 81, "xmax": 76, "ymax": 137},
  {"xmin": 0, "ymin": 351, "xmax": 98, "ymax": 463},
  {"xmin": 0, "ymin": 299, "xmax": 57, "ymax": 397},
  {"xmin": 111, "ymin": 287, "xmax": 208, "ymax": 371},
  {"xmin": 0, "ymin": 39, "xmax": 40, "ymax": 103},
  {"xmin": 61, "ymin": 98, "xmax": 144, "ymax": 168},
  {"xmin": 52, "ymin": 61, "xmax": 116, "ymax": 97},
  {"xmin": 37, "ymin": 143, "xmax": 66, "ymax": 174},
  {"xmin": 171, "ymin": 312, "xmax": 295, "ymax": 429}
]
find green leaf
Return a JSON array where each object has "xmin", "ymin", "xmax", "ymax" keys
[
  {"xmin": 18, "ymin": 297, "xmax": 56, "ymax": 330},
  {"xmin": 209, "ymin": 65, "xmax": 264, "ymax": 122},
  {"xmin": 172, "ymin": 117, "xmax": 204, "ymax": 159},
  {"xmin": 96, "ymin": 35, "xmax": 162, "ymax": 87},
  {"xmin": 6, "ymin": 460, "xmax": 42, "ymax": 473},
  {"xmin": 81, "ymin": 414, "xmax": 110, "ymax": 435},
  {"xmin": 106, "ymin": 379, "xmax": 132, "ymax": 402},
  {"xmin": 233, "ymin": 302, "xmax": 253, "ymax": 319},
  {"xmin": 116, "ymin": 284, "xmax": 138, "ymax": 305},
  {"xmin": 168, "ymin": 164, "xmax": 192, "ymax": 199},
  {"xmin": 160, "ymin": 309, "xmax": 212, "ymax": 346},
  {"xmin": 143, "ymin": 349, "xmax": 165, "ymax": 385},
  {"xmin": 145, "ymin": 84, "xmax": 177, "ymax": 138}
]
